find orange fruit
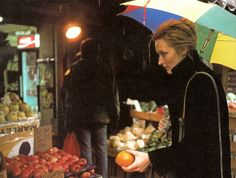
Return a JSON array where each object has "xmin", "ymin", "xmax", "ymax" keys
[{"xmin": 115, "ymin": 151, "xmax": 135, "ymax": 167}]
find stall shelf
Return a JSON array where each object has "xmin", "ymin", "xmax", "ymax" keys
[{"xmin": 129, "ymin": 110, "xmax": 163, "ymax": 122}]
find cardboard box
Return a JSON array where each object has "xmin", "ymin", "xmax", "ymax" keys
[
  {"xmin": 0, "ymin": 125, "xmax": 53, "ymax": 157},
  {"xmin": 0, "ymin": 130, "xmax": 34, "ymax": 157},
  {"xmin": 0, "ymin": 116, "xmax": 40, "ymax": 157},
  {"xmin": 34, "ymin": 125, "xmax": 52, "ymax": 153},
  {"xmin": 0, "ymin": 115, "xmax": 40, "ymax": 136}
]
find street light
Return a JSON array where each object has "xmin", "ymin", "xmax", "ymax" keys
[{"xmin": 65, "ymin": 26, "xmax": 81, "ymax": 39}]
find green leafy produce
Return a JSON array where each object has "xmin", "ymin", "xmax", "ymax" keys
[{"xmin": 139, "ymin": 129, "xmax": 172, "ymax": 152}]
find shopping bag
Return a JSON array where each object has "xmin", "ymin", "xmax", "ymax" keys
[{"xmin": 63, "ymin": 132, "xmax": 81, "ymax": 157}]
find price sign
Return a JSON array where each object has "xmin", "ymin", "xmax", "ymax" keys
[{"xmin": 34, "ymin": 125, "xmax": 52, "ymax": 152}]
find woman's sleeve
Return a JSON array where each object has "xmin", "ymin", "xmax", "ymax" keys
[{"xmin": 148, "ymin": 142, "xmax": 185, "ymax": 175}]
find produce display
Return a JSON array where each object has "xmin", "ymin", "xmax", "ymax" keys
[
  {"xmin": 5, "ymin": 147, "xmax": 99, "ymax": 178},
  {"xmin": 107, "ymin": 122, "xmax": 156, "ymax": 152},
  {"xmin": 0, "ymin": 92, "xmax": 35, "ymax": 124},
  {"xmin": 108, "ymin": 121, "xmax": 172, "ymax": 153}
]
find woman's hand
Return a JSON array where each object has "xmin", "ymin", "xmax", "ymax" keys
[
  {"xmin": 121, "ymin": 150, "xmax": 151, "ymax": 173},
  {"xmin": 158, "ymin": 116, "xmax": 171, "ymax": 131}
]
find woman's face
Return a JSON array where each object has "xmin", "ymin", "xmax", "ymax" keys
[{"xmin": 155, "ymin": 39, "xmax": 186, "ymax": 74}]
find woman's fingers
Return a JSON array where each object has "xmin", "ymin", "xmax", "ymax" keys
[
  {"xmin": 121, "ymin": 150, "xmax": 151, "ymax": 173},
  {"xmin": 122, "ymin": 163, "xmax": 138, "ymax": 172}
]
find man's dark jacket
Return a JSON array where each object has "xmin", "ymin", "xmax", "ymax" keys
[
  {"xmin": 68, "ymin": 58, "xmax": 119, "ymax": 127},
  {"xmin": 148, "ymin": 50, "xmax": 231, "ymax": 178}
]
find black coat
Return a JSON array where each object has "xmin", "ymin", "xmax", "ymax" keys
[
  {"xmin": 68, "ymin": 58, "xmax": 120, "ymax": 127},
  {"xmin": 148, "ymin": 51, "xmax": 231, "ymax": 178}
]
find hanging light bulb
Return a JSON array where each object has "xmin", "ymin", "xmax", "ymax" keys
[
  {"xmin": 0, "ymin": 16, "xmax": 3, "ymax": 23},
  {"xmin": 65, "ymin": 26, "xmax": 81, "ymax": 39}
]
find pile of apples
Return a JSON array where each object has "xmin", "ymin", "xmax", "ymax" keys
[{"xmin": 5, "ymin": 147, "xmax": 95, "ymax": 178}]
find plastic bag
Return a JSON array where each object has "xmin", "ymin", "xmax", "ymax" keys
[{"xmin": 63, "ymin": 132, "xmax": 81, "ymax": 157}]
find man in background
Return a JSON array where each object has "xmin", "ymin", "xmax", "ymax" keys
[{"xmin": 68, "ymin": 37, "xmax": 120, "ymax": 178}]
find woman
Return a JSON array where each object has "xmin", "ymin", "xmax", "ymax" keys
[{"xmin": 121, "ymin": 19, "xmax": 231, "ymax": 178}]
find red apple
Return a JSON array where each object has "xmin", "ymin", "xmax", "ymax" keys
[
  {"xmin": 70, "ymin": 155, "xmax": 79, "ymax": 162},
  {"xmin": 32, "ymin": 163, "xmax": 42, "ymax": 169},
  {"xmin": 56, "ymin": 158, "xmax": 65, "ymax": 165},
  {"xmin": 25, "ymin": 161, "xmax": 34, "ymax": 167},
  {"xmin": 58, "ymin": 149, "xmax": 66, "ymax": 156},
  {"xmin": 18, "ymin": 156, "xmax": 27, "ymax": 165},
  {"xmin": 66, "ymin": 159, "xmax": 74, "ymax": 165},
  {"xmin": 28, "ymin": 155, "xmax": 39, "ymax": 164},
  {"xmin": 19, "ymin": 168, "xmax": 33, "ymax": 178},
  {"xmin": 64, "ymin": 153, "xmax": 72, "ymax": 159},
  {"xmin": 61, "ymin": 155, "xmax": 69, "ymax": 162},
  {"xmin": 49, "ymin": 156, "xmax": 58, "ymax": 163},
  {"xmin": 61, "ymin": 163, "xmax": 69, "ymax": 173},
  {"xmin": 50, "ymin": 147, "xmax": 59, "ymax": 153},
  {"xmin": 80, "ymin": 171, "xmax": 91, "ymax": 178},
  {"xmin": 12, "ymin": 166, "xmax": 22, "ymax": 177},
  {"xmin": 20, "ymin": 163, "xmax": 29, "ymax": 170},
  {"xmin": 13, "ymin": 160, "xmax": 22, "ymax": 168},
  {"xmin": 39, "ymin": 158, "xmax": 47, "ymax": 165},
  {"xmin": 90, "ymin": 169, "xmax": 96, "ymax": 175},
  {"xmin": 69, "ymin": 163, "xmax": 81, "ymax": 173},
  {"xmin": 45, "ymin": 162, "xmax": 52, "ymax": 171},
  {"xmin": 42, "ymin": 153, "xmax": 51, "ymax": 160},
  {"xmin": 78, "ymin": 158, "xmax": 87, "ymax": 167},
  {"xmin": 52, "ymin": 152, "xmax": 61, "ymax": 159},
  {"xmin": 32, "ymin": 168, "xmax": 46, "ymax": 178},
  {"xmin": 6, "ymin": 164, "xmax": 18, "ymax": 174},
  {"xmin": 50, "ymin": 163, "xmax": 63, "ymax": 172}
]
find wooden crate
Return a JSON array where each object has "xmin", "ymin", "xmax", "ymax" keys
[{"xmin": 130, "ymin": 110, "xmax": 163, "ymax": 122}]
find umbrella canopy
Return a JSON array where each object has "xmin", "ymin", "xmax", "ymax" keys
[
  {"xmin": 120, "ymin": 0, "xmax": 236, "ymax": 70},
  {"xmin": 196, "ymin": 24, "xmax": 236, "ymax": 70}
]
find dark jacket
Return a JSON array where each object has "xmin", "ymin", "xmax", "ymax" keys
[
  {"xmin": 148, "ymin": 50, "xmax": 231, "ymax": 178},
  {"xmin": 68, "ymin": 58, "xmax": 120, "ymax": 127}
]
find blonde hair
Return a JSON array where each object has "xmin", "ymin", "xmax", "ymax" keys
[{"xmin": 152, "ymin": 18, "xmax": 197, "ymax": 54}]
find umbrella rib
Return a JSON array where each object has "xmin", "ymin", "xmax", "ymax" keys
[
  {"xmin": 198, "ymin": 30, "xmax": 218, "ymax": 41},
  {"xmin": 143, "ymin": 0, "xmax": 151, "ymax": 26},
  {"xmin": 200, "ymin": 29, "xmax": 215, "ymax": 54},
  {"xmin": 196, "ymin": 25, "xmax": 218, "ymax": 41}
]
